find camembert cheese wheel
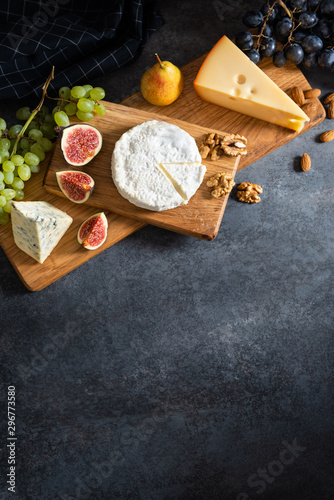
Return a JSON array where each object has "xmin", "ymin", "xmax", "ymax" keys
[{"xmin": 111, "ymin": 120, "xmax": 206, "ymax": 211}]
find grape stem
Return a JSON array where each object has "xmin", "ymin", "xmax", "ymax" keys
[{"xmin": 10, "ymin": 66, "xmax": 55, "ymax": 158}]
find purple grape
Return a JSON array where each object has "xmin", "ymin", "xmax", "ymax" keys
[
  {"xmin": 299, "ymin": 11, "xmax": 318, "ymax": 28},
  {"xmin": 285, "ymin": 43, "xmax": 305, "ymax": 64},
  {"xmin": 243, "ymin": 10, "xmax": 263, "ymax": 28},
  {"xmin": 320, "ymin": 0, "xmax": 334, "ymax": 18},
  {"xmin": 308, "ymin": 0, "xmax": 321, "ymax": 8},
  {"xmin": 276, "ymin": 17, "xmax": 293, "ymax": 37},
  {"xmin": 260, "ymin": 3, "xmax": 278, "ymax": 23},
  {"xmin": 259, "ymin": 37, "xmax": 277, "ymax": 57},
  {"xmin": 301, "ymin": 35, "xmax": 323, "ymax": 53},
  {"xmin": 303, "ymin": 52, "xmax": 318, "ymax": 70},
  {"xmin": 290, "ymin": 0, "xmax": 307, "ymax": 10},
  {"xmin": 318, "ymin": 49, "xmax": 334, "ymax": 71},
  {"xmin": 235, "ymin": 31, "xmax": 254, "ymax": 50},
  {"xmin": 260, "ymin": 24, "xmax": 273, "ymax": 37},
  {"xmin": 313, "ymin": 19, "xmax": 331, "ymax": 38},
  {"xmin": 273, "ymin": 50, "xmax": 287, "ymax": 67},
  {"xmin": 245, "ymin": 49, "xmax": 261, "ymax": 64}
]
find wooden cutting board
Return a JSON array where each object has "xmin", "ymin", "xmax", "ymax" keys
[
  {"xmin": 44, "ymin": 104, "xmax": 240, "ymax": 241},
  {"xmin": 0, "ymin": 160, "xmax": 144, "ymax": 291},
  {"xmin": 0, "ymin": 52, "xmax": 326, "ymax": 291},
  {"xmin": 121, "ymin": 55, "xmax": 326, "ymax": 170}
]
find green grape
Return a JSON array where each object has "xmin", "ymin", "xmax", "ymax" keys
[
  {"xmin": 0, "ymin": 138, "xmax": 11, "ymax": 151},
  {"xmin": 29, "ymin": 164, "xmax": 40, "ymax": 173},
  {"xmin": 2, "ymin": 160, "xmax": 15, "ymax": 172},
  {"xmin": 38, "ymin": 104, "xmax": 49, "ymax": 118},
  {"xmin": 94, "ymin": 102, "xmax": 106, "ymax": 116},
  {"xmin": 14, "ymin": 189, "xmax": 24, "ymax": 201},
  {"xmin": 24, "ymin": 152, "xmax": 40, "ymax": 167},
  {"xmin": 0, "ymin": 151, "xmax": 10, "ymax": 163},
  {"xmin": 0, "ymin": 172, "xmax": 4, "ymax": 182},
  {"xmin": 45, "ymin": 113, "xmax": 56, "ymax": 124},
  {"xmin": 30, "ymin": 143, "xmax": 45, "ymax": 161},
  {"xmin": 20, "ymin": 148, "xmax": 29, "ymax": 158},
  {"xmin": 17, "ymin": 164, "xmax": 31, "ymax": 181},
  {"xmin": 11, "ymin": 154, "xmax": 24, "ymax": 166},
  {"xmin": 64, "ymin": 102, "xmax": 77, "ymax": 116},
  {"xmin": 1, "ymin": 188, "xmax": 16, "ymax": 200},
  {"xmin": 0, "ymin": 118, "xmax": 7, "ymax": 131},
  {"xmin": 3, "ymin": 201, "xmax": 12, "ymax": 213},
  {"xmin": 59, "ymin": 86, "xmax": 71, "ymax": 99},
  {"xmin": 71, "ymin": 86, "xmax": 86, "ymax": 99},
  {"xmin": 26, "ymin": 120, "xmax": 39, "ymax": 133},
  {"xmin": 16, "ymin": 106, "xmax": 31, "ymax": 121},
  {"xmin": 54, "ymin": 111, "xmax": 70, "ymax": 127},
  {"xmin": 77, "ymin": 98, "xmax": 95, "ymax": 113},
  {"xmin": 0, "ymin": 209, "xmax": 9, "ymax": 225},
  {"xmin": 8, "ymin": 124, "xmax": 23, "ymax": 138},
  {"xmin": 90, "ymin": 87, "xmax": 105, "ymax": 100},
  {"xmin": 3, "ymin": 171, "xmax": 14, "ymax": 185},
  {"xmin": 0, "ymin": 182, "xmax": 5, "ymax": 191},
  {"xmin": 40, "ymin": 123, "xmax": 56, "ymax": 140},
  {"xmin": 28, "ymin": 128, "xmax": 43, "ymax": 141},
  {"xmin": 36, "ymin": 137, "xmax": 53, "ymax": 152},
  {"xmin": 11, "ymin": 177, "xmax": 24, "ymax": 190},
  {"xmin": 76, "ymin": 110, "xmax": 94, "ymax": 121},
  {"xmin": 0, "ymin": 195, "xmax": 6, "ymax": 207},
  {"xmin": 19, "ymin": 137, "xmax": 29, "ymax": 150},
  {"xmin": 13, "ymin": 166, "xmax": 18, "ymax": 177},
  {"xmin": 9, "ymin": 139, "xmax": 16, "ymax": 152},
  {"xmin": 83, "ymin": 84, "xmax": 93, "ymax": 98}
]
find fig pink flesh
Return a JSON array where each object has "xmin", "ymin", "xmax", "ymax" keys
[
  {"xmin": 79, "ymin": 215, "xmax": 106, "ymax": 247},
  {"xmin": 63, "ymin": 127, "xmax": 100, "ymax": 164},
  {"xmin": 59, "ymin": 172, "xmax": 93, "ymax": 201}
]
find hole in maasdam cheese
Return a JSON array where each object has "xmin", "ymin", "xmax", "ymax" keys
[{"xmin": 236, "ymin": 74, "xmax": 246, "ymax": 84}]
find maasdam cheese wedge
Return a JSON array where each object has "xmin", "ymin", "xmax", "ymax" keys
[{"xmin": 194, "ymin": 36, "xmax": 309, "ymax": 132}]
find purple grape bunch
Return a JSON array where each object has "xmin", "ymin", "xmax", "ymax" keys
[{"xmin": 236, "ymin": 0, "xmax": 334, "ymax": 70}]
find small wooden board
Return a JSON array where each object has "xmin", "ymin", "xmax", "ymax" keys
[
  {"xmin": 121, "ymin": 55, "xmax": 326, "ymax": 170},
  {"xmin": 44, "ymin": 104, "xmax": 240, "ymax": 241},
  {"xmin": 0, "ymin": 160, "xmax": 144, "ymax": 291}
]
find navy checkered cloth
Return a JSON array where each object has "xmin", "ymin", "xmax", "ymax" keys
[{"xmin": 0, "ymin": 0, "xmax": 164, "ymax": 100}]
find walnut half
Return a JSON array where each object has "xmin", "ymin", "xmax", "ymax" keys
[
  {"xmin": 236, "ymin": 182, "xmax": 262, "ymax": 203},
  {"xmin": 207, "ymin": 172, "xmax": 235, "ymax": 199},
  {"xmin": 221, "ymin": 134, "xmax": 248, "ymax": 157}
]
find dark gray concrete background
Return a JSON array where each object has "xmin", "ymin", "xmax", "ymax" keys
[{"xmin": 1, "ymin": 0, "xmax": 334, "ymax": 499}]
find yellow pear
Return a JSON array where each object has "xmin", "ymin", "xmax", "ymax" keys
[{"xmin": 140, "ymin": 54, "xmax": 184, "ymax": 106}]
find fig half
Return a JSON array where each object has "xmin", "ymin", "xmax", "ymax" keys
[
  {"xmin": 60, "ymin": 123, "xmax": 102, "ymax": 166},
  {"xmin": 56, "ymin": 170, "xmax": 95, "ymax": 203},
  {"xmin": 77, "ymin": 212, "xmax": 108, "ymax": 250}
]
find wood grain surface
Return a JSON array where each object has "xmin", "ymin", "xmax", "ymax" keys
[
  {"xmin": 44, "ymin": 103, "xmax": 240, "ymax": 241},
  {"xmin": 121, "ymin": 54, "xmax": 326, "ymax": 170}
]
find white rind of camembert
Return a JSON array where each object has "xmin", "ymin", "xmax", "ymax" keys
[
  {"xmin": 111, "ymin": 120, "xmax": 206, "ymax": 211},
  {"xmin": 11, "ymin": 201, "xmax": 73, "ymax": 263}
]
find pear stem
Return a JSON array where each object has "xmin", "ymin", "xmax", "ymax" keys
[{"xmin": 155, "ymin": 53, "xmax": 164, "ymax": 69}]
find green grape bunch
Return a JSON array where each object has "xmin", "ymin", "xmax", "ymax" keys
[
  {"xmin": 0, "ymin": 80, "xmax": 106, "ymax": 226},
  {"xmin": 53, "ymin": 85, "xmax": 106, "ymax": 128}
]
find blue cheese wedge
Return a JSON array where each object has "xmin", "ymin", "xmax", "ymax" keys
[
  {"xmin": 11, "ymin": 201, "xmax": 73, "ymax": 263},
  {"xmin": 111, "ymin": 120, "xmax": 206, "ymax": 211}
]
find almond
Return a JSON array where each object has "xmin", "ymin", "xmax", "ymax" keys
[
  {"xmin": 301, "ymin": 153, "xmax": 311, "ymax": 171},
  {"xmin": 324, "ymin": 93, "xmax": 334, "ymax": 105},
  {"xmin": 320, "ymin": 130, "xmax": 334, "ymax": 142},
  {"xmin": 291, "ymin": 86, "xmax": 305, "ymax": 106},
  {"xmin": 303, "ymin": 88, "xmax": 321, "ymax": 99},
  {"xmin": 301, "ymin": 101, "xmax": 317, "ymax": 116},
  {"xmin": 328, "ymin": 101, "xmax": 334, "ymax": 119}
]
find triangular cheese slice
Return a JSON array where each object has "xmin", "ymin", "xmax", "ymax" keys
[
  {"xmin": 158, "ymin": 162, "xmax": 206, "ymax": 202},
  {"xmin": 194, "ymin": 36, "xmax": 309, "ymax": 132},
  {"xmin": 11, "ymin": 201, "xmax": 73, "ymax": 263}
]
